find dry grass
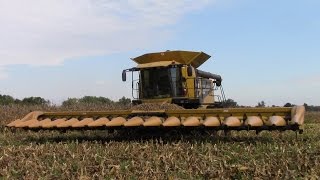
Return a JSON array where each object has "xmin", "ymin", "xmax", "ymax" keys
[
  {"xmin": 1, "ymin": 105, "xmax": 320, "ymax": 179},
  {"xmin": 305, "ymin": 111, "xmax": 320, "ymax": 124}
]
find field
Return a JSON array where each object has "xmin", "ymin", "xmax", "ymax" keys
[{"xmin": 1, "ymin": 105, "xmax": 320, "ymax": 179}]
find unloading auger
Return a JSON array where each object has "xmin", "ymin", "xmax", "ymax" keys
[{"xmin": 6, "ymin": 51, "xmax": 305, "ymax": 134}]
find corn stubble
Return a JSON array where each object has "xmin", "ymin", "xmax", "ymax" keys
[{"xmin": 1, "ymin": 104, "xmax": 320, "ymax": 179}]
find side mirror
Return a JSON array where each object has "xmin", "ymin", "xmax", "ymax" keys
[
  {"xmin": 122, "ymin": 70, "xmax": 126, "ymax": 82},
  {"xmin": 216, "ymin": 80, "xmax": 221, "ymax": 87},
  {"xmin": 187, "ymin": 66, "xmax": 193, "ymax": 76}
]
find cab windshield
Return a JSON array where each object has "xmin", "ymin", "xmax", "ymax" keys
[{"xmin": 140, "ymin": 66, "xmax": 183, "ymax": 98}]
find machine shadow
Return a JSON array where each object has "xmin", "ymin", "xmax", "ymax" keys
[{"xmin": 24, "ymin": 129, "xmax": 282, "ymax": 144}]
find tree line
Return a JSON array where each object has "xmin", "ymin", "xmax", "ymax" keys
[
  {"xmin": 0, "ymin": 95, "xmax": 50, "ymax": 106},
  {"xmin": 0, "ymin": 94, "xmax": 131, "ymax": 106},
  {"xmin": 62, "ymin": 96, "xmax": 131, "ymax": 106},
  {"xmin": 222, "ymin": 99, "xmax": 320, "ymax": 111},
  {"xmin": 1, "ymin": 94, "xmax": 319, "ymax": 111}
]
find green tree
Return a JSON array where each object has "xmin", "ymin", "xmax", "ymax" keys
[
  {"xmin": 62, "ymin": 98, "xmax": 79, "ymax": 106},
  {"xmin": 117, "ymin": 96, "xmax": 131, "ymax": 105},
  {"xmin": 21, "ymin": 97, "xmax": 50, "ymax": 105},
  {"xmin": 223, "ymin": 99, "xmax": 238, "ymax": 108},
  {"xmin": 79, "ymin": 96, "xmax": 114, "ymax": 104},
  {"xmin": 256, "ymin": 101, "xmax": 266, "ymax": 107},
  {"xmin": 0, "ymin": 94, "xmax": 16, "ymax": 105},
  {"xmin": 284, "ymin": 102, "xmax": 294, "ymax": 107},
  {"xmin": 62, "ymin": 96, "xmax": 115, "ymax": 106}
]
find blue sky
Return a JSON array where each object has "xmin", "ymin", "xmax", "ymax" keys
[{"xmin": 0, "ymin": 0, "xmax": 319, "ymax": 106}]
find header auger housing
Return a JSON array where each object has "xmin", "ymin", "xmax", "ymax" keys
[
  {"xmin": 6, "ymin": 106, "xmax": 305, "ymax": 134},
  {"xmin": 6, "ymin": 50, "xmax": 306, "ymax": 135}
]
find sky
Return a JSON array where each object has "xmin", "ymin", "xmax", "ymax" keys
[{"xmin": 0, "ymin": 0, "xmax": 319, "ymax": 106}]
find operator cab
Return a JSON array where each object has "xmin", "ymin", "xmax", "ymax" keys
[{"xmin": 140, "ymin": 66, "xmax": 184, "ymax": 99}]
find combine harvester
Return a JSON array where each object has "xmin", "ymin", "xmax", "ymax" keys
[{"xmin": 7, "ymin": 51, "xmax": 305, "ymax": 135}]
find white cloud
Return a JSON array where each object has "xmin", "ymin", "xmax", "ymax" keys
[{"xmin": 0, "ymin": 0, "xmax": 213, "ymax": 78}]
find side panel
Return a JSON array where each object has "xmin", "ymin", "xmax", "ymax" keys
[
  {"xmin": 181, "ymin": 66, "xmax": 196, "ymax": 99},
  {"xmin": 181, "ymin": 66, "xmax": 215, "ymax": 104}
]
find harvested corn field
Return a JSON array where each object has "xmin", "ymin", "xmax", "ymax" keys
[{"xmin": 1, "ymin": 104, "xmax": 320, "ymax": 179}]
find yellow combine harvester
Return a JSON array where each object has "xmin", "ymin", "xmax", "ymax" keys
[
  {"xmin": 124, "ymin": 50, "xmax": 225, "ymax": 109},
  {"xmin": 6, "ymin": 51, "xmax": 305, "ymax": 134}
]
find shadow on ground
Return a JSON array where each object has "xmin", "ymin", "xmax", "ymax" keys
[{"xmin": 14, "ymin": 128, "xmax": 299, "ymax": 145}]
